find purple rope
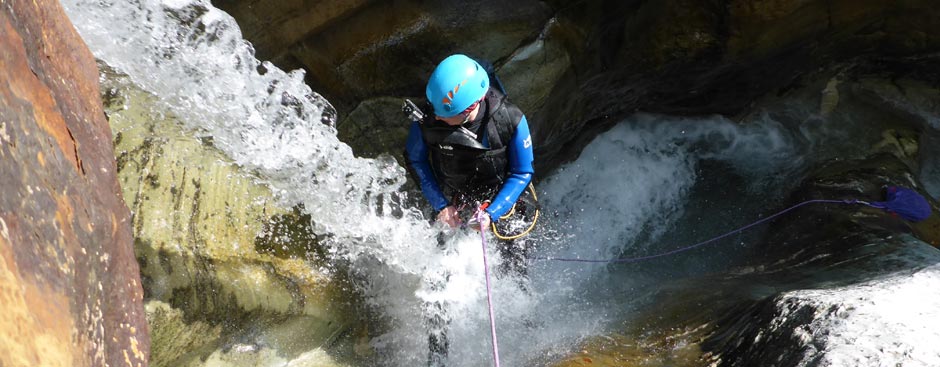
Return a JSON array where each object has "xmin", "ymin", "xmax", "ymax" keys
[
  {"xmin": 476, "ymin": 210, "xmax": 501, "ymax": 367},
  {"xmin": 535, "ymin": 199, "xmax": 867, "ymax": 264}
]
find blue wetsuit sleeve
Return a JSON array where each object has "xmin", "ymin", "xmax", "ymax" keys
[
  {"xmin": 486, "ymin": 116, "xmax": 534, "ymax": 221},
  {"xmin": 405, "ymin": 122, "xmax": 449, "ymax": 211}
]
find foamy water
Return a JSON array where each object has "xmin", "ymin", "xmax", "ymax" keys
[
  {"xmin": 61, "ymin": 0, "xmax": 611, "ymax": 364},
  {"xmin": 62, "ymin": 1, "xmax": 940, "ymax": 366},
  {"xmin": 780, "ymin": 265, "xmax": 940, "ymax": 366}
]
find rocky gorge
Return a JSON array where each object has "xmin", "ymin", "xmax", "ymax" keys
[
  {"xmin": 215, "ymin": 0, "xmax": 940, "ymax": 171},
  {"xmin": 3, "ymin": 0, "xmax": 940, "ymax": 366}
]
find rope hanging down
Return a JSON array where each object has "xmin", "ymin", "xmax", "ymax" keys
[
  {"xmin": 476, "ymin": 209, "xmax": 502, "ymax": 367},
  {"xmin": 534, "ymin": 186, "xmax": 932, "ymax": 264}
]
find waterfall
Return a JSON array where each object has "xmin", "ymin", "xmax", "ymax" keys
[
  {"xmin": 62, "ymin": 0, "xmax": 940, "ymax": 366},
  {"xmin": 59, "ymin": 0, "xmax": 802, "ymax": 364}
]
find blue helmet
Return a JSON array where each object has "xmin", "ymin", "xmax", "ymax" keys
[{"xmin": 426, "ymin": 54, "xmax": 490, "ymax": 117}]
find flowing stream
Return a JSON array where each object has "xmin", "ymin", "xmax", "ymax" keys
[{"xmin": 62, "ymin": 1, "xmax": 940, "ymax": 366}]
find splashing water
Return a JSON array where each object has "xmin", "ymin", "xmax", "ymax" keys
[
  {"xmin": 533, "ymin": 113, "xmax": 801, "ymax": 307},
  {"xmin": 539, "ymin": 113, "xmax": 800, "ymax": 263},
  {"xmin": 62, "ymin": 0, "xmax": 583, "ymax": 364},
  {"xmin": 61, "ymin": 0, "xmax": 406, "ymax": 237},
  {"xmin": 61, "ymin": 1, "xmax": 804, "ymax": 365}
]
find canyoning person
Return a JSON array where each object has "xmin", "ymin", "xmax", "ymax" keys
[
  {"xmin": 404, "ymin": 53, "xmax": 538, "ymax": 275},
  {"xmin": 402, "ymin": 54, "xmax": 538, "ymax": 366}
]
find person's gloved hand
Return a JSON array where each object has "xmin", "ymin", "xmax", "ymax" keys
[{"xmin": 436, "ymin": 205, "xmax": 461, "ymax": 228}]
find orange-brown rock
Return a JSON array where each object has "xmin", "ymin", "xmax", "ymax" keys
[{"xmin": 0, "ymin": 0, "xmax": 148, "ymax": 366}]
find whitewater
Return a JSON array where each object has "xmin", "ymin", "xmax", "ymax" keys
[{"xmin": 62, "ymin": 0, "xmax": 940, "ymax": 366}]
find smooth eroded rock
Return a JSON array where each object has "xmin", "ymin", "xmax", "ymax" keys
[{"xmin": 103, "ymin": 72, "xmax": 365, "ymax": 365}]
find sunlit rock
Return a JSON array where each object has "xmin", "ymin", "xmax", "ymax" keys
[
  {"xmin": 148, "ymin": 298, "xmax": 357, "ymax": 367},
  {"xmin": 201, "ymin": 345, "xmax": 352, "ymax": 367},
  {"xmin": 104, "ymin": 73, "xmax": 364, "ymax": 364},
  {"xmin": 146, "ymin": 300, "xmax": 220, "ymax": 366},
  {"xmin": 0, "ymin": 1, "xmax": 148, "ymax": 365},
  {"xmin": 714, "ymin": 260, "xmax": 940, "ymax": 367}
]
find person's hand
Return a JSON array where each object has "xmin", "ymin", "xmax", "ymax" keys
[
  {"xmin": 436, "ymin": 205, "xmax": 461, "ymax": 228},
  {"xmin": 469, "ymin": 204, "xmax": 491, "ymax": 232}
]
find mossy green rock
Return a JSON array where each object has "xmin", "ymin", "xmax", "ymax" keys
[{"xmin": 105, "ymin": 74, "xmax": 365, "ymax": 365}]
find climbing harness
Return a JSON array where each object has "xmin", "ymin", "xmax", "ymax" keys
[
  {"xmin": 476, "ymin": 208, "xmax": 502, "ymax": 367},
  {"xmin": 534, "ymin": 186, "xmax": 932, "ymax": 264},
  {"xmin": 461, "ymin": 183, "xmax": 541, "ymax": 239}
]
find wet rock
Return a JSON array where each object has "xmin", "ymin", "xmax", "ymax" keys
[
  {"xmin": 689, "ymin": 145, "xmax": 939, "ymax": 366},
  {"xmin": 819, "ymin": 77, "xmax": 841, "ymax": 117},
  {"xmin": 0, "ymin": 1, "xmax": 148, "ymax": 366},
  {"xmin": 874, "ymin": 129, "xmax": 918, "ymax": 163},
  {"xmin": 147, "ymin": 299, "xmax": 357, "ymax": 367},
  {"xmin": 212, "ymin": 0, "xmax": 372, "ymax": 60},
  {"xmin": 548, "ymin": 153, "xmax": 940, "ymax": 366},
  {"xmin": 201, "ymin": 345, "xmax": 353, "ymax": 367},
  {"xmin": 545, "ymin": 69, "xmax": 940, "ymax": 366},
  {"xmin": 254, "ymin": 206, "xmax": 327, "ymax": 261},
  {"xmin": 497, "ymin": 19, "xmax": 577, "ymax": 126},
  {"xmin": 218, "ymin": 0, "xmax": 940, "ymax": 171},
  {"xmin": 105, "ymin": 74, "xmax": 364, "ymax": 365},
  {"xmin": 216, "ymin": 0, "xmax": 552, "ymax": 116},
  {"xmin": 146, "ymin": 301, "xmax": 221, "ymax": 367},
  {"xmin": 854, "ymin": 76, "xmax": 940, "ymax": 129},
  {"xmin": 333, "ymin": 18, "xmax": 573, "ymax": 165},
  {"xmin": 337, "ymin": 97, "xmax": 414, "ymax": 164},
  {"xmin": 548, "ymin": 332, "xmax": 702, "ymax": 367},
  {"xmin": 707, "ymin": 256, "xmax": 940, "ymax": 367}
]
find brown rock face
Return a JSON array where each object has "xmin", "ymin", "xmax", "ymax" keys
[{"xmin": 0, "ymin": 1, "xmax": 149, "ymax": 366}]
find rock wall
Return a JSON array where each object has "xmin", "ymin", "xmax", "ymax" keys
[
  {"xmin": 545, "ymin": 68, "xmax": 940, "ymax": 366},
  {"xmin": 215, "ymin": 0, "xmax": 940, "ymax": 172},
  {"xmin": 194, "ymin": 4, "xmax": 940, "ymax": 363},
  {"xmin": 214, "ymin": 0, "xmax": 551, "ymax": 114},
  {"xmin": 550, "ymin": 170, "xmax": 940, "ymax": 365},
  {"xmin": 701, "ymin": 132, "xmax": 940, "ymax": 366},
  {"xmin": 102, "ymin": 71, "xmax": 363, "ymax": 366},
  {"xmin": 0, "ymin": 0, "xmax": 148, "ymax": 366}
]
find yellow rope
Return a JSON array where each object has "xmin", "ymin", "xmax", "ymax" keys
[{"xmin": 491, "ymin": 183, "xmax": 540, "ymax": 240}]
